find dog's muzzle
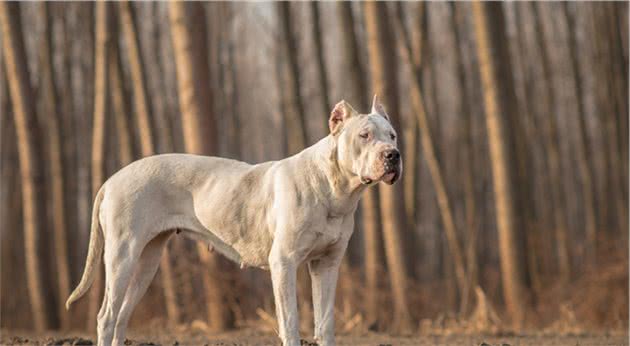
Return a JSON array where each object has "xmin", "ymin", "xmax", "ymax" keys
[{"xmin": 382, "ymin": 149, "xmax": 401, "ymax": 185}]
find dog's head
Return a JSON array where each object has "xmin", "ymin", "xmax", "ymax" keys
[{"xmin": 329, "ymin": 95, "xmax": 402, "ymax": 186}]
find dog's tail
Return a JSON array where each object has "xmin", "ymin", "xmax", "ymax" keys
[{"xmin": 66, "ymin": 186, "xmax": 106, "ymax": 310}]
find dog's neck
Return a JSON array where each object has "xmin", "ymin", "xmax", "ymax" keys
[{"xmin": 306, "ymin": 135, "xmax": 368, "ymax": 212}]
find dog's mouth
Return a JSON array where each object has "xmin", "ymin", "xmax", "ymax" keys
[
  {"xmin": 361, "ymin": 168, "xmax": 400, "ymax": 186},
  {"xmin": 382, "ymin": 170, "xmax": 399, "ymax": 185}
]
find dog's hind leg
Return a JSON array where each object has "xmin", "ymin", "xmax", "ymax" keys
[
  {"xmin": 97, "ymin": 236, "xmax": 141, "ymax": 346},
  {"xmin": 96, "ymin": 284, "xmax": 109, "ymax": 342},
  {"xmin": 112, "ymin": 231, "xmax": 174, "ymax": 345}
]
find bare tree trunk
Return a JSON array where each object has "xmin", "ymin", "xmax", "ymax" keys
[
  {"xmin": 450, "ymin": 2, "xmax": 479, "ymax": 315},
  {"xmin": 109, "ymin": 25, "xmax": 134, "ymax": 167},
  {"xmin": 511, "ymin": 3, "xmax": 546, "ymax": 295},
  {"xmin": 225, "ymin": 6, "xmax": 241, "ymax": 158},
  {"xmin": 531, "ymin": 3, "xmax": 571, "ymax": 283},
  {"xmin": 0, "ymin": 1, "xmax": 49, "ymax": 331},
  {"xmin": 562, "ymin": 3, "xmax": 600, "ymax": 265},
  {"xmin": 169, "ymin": 1, "xmax": 234, "ymax": 330},
  {"xmin": 364, "ymin": 1, "xmax": 412, "ymax": 332},
  {"xmin": 402, "ymin": 3, "xmax": 422, "ymax": 245},
  {"xmin": 87, "ymin": 0, "xmax": 111, "ymax": 331},
  {"xmin": 594, "ymin": 3, "xmax": 628, "ymax": 236},
  {"xmin": 119, "ymin": 0, "xmax": 179, "ymax": 326},
  {"xmin": 393, "ymin": 1, "xmax": 468, "ymax": 313},
  {"xmin": 277, "ymin": 2, "xmax": 307, "ymax": 152},
  {"xmin": 119, "ymin": 1, "xmax": 154, "ymax": 158},
  {"xmin": 472, "ymin": 1, "xmax": 526, "ymax": 328},
  {"xmin": 38, "ymin": 2, "xmax": 72, "ymax": 329},
  {"xmin": 310, "ymin": 2, "xmax": 331, "ymax": 118}
]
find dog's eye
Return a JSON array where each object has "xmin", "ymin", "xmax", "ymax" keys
[
  {"xmin": 390, "ymin": 133, "xmax": 396, "ymax": 140},
  {"xmin": 359, "ymin": 132, "xmax": 369, "ymax": 139}
]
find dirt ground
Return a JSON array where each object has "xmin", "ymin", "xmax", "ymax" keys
[{"xmin": 1, "ymin": 329, "xmax": 628, "ymax": 346}]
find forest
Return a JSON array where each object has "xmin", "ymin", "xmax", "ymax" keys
[{"xmin": 1, "ymin": 1, "xmax": 628, "ymax": 344}]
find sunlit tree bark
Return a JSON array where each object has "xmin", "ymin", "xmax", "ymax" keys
[
  {"xmin": 472, "ymin": 1, "xmax": 526, "ymax": 328},
  {"xmin": 0, "ymin": 1, "xmax": 49, "ymax": 331},
  {"xmin": 38, "ymin": 2, "xmax": 72, "ymax": 329},
  {"xmin": 87, "ymin": 0, "xmax": 111, "ymax": 331}
]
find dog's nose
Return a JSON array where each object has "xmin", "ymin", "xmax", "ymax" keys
[{"xmin": 383, "ymin": 149, "xmax": 400, "ymax": 162}]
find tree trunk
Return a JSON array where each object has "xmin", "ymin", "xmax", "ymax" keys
[
  {"xmin": 310, "ymin": 2, "xmax": 331, "ymax": 121},
  {"xmin": 562, "ymin": 3, "xmax": 599, "ymax": 265},
  {"xmin": 169, "ymin": 1, "xmax": 234, "ymax": 330},
  {"xmin": 87, "ymin": 0, "xmax": 111, "ymax": 330},
  {"xmin": 449, "ymin": 2, "xmax": 479, "ymax": 315},
  {"xmin": 472, "ymin": 1, "xmax": 526, "ymax": 328},
  {"xmin": 277, "ymin": 2, "xmax": 308, "ymax": 153},
  {"xmin": 531, "ymin": 3, "xmax": 571, "ymax": 283},
  {"xmin": 0, "ymin": 1, "xmax": 49, "ymax": 331},
  {"xmin": 38, "ymin": 2, "xmax": 72, "ymax": 329},
  {"xmin": 119, "ymin": 1, "xmax": 154, "ymax": 158},
  {"xmin": 511, "ymin": 3, "xmax": 546, "ymax": 294},
  {"xmin": 393, "ymin": 1, "xmax": 468, "ymax": 314},
  {"xmin": 108, "ymin": 22, "xmax": 134, "ymax": 167},
  {"xmin": 336, "ymin": 2, "xmax": 383, "ymax": 327},
  {"xmin": 364, "ymin": 1, "xmax": 412, "ymax": 333}
]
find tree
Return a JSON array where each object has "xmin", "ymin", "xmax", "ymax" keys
[
  {"xmin": 472, "ymin": 1, "xmax": 526, "ymax": 328},
  {"xmin": 562, "ymin": 2, "xmax": 598, "ymax": 264},
  {"xmin": 395, "ymin": 0, "xmax": 468, "ymax": 312},
  {"xmin": 87, "ymin": 0, "xmax": 111, "ymax": 330},
  {"xmin": 0, "ymin": 1, "xmax": 50, "ymax": 331},
  {"xmin": 169, "ymin": 1, "xmax": 234, "ymax": 330},
  {"xmin": 393, "ymin": 1, "xmax": 469, "ymax": 314},
  {"xmin": 531, "ymin": 3, "xmax": 571, "ymax": 282},
  {"xmin": 118, "ymin": 1, "xmax": 154, "ymax": 158},
  {"xmin": 364, "ymin": 1, "xmax": 412, "ymax": 332},
  {"xmin": 310, "ymin": 2, "xmax": 331, "ymax": 123},
  {"xmin": 277, "ymin": 2, "xmax": 308, "ymax": 153},
  {"xmin": 109, "ymin": 18, "xmax": 134, "ymax": 167},
  {"xmin": 38, "ymin": 2, "xmax": 72, "ymax": 329},
  {"xmin": 449, "ymin": 2, "xmax": 480, "ymax": 314}
]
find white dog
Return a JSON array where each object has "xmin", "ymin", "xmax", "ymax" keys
[{"xmin": 66, "ymin": 96, "xmax": 402, "ymax": 346}]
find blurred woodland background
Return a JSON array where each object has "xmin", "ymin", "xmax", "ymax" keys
[{"xmin": 0, "ymin": 1, "xmax": 628, "ymax": 337}]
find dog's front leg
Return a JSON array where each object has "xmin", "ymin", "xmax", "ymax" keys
[
  {"xmin": 308, "ymin": 249, "xmax": 345, "ymax": 346},
  {"xmin": 269, "ymin": 247, "xmax": 300, "ymax": 346}
]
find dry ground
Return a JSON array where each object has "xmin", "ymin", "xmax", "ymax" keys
[{"xmin": 1, "ymin": 329, "xmax": 628, "ymax": 346}]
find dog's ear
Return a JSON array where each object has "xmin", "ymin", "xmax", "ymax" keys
[
  {"xmin": 329, "ymin": 100, "xmax": 358, "ymax": 135},
  {"xmin": 371, "ymin": 94, "xmax": 390, "ymax": 122}
]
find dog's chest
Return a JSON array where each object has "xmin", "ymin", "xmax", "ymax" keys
[{"xmin": 306, "ymin": 213, "xmax": 352, "ymax": 260}]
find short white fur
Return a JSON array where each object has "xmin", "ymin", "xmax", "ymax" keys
[{"xmin": 66, "ymin": 96, "xmax": 401, "ymax": 346}]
